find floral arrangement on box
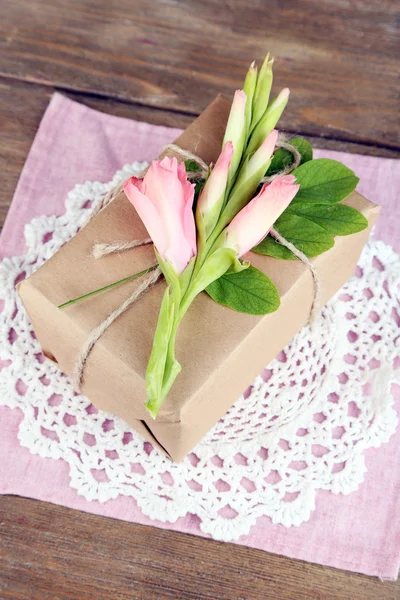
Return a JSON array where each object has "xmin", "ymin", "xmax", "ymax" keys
[{"xmin": 60, "ymin": 54, "xmax": 367, "ymax": 417}]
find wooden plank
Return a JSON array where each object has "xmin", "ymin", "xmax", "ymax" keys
[
  {"xmin": 1, "ymin": 77, "xmax": 398, "ymax": 230},
  {"xmin": 1, "ymin": 496, "xmax": 399, "ymax": 600},
  {"xmin": 0, "ymin": 77, "xmax": 194, "ymax": 229},
  {"xmin": 0, "ymin": 0, "xmax": 398, "ymax": 147}
]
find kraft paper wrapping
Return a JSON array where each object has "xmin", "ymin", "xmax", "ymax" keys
[{"xmin": 18, "ymin": 96, "xmax": 380, "ymax": 461}]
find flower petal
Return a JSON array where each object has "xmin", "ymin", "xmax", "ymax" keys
[
  {"xmin": 183, "ymin": 182, "xmax": 196, "ymax": 255},
  {"xmin": 225, "ymin": 176, "xmax": 299, "ymax": 257},
  {"xmin": 127, "ymin": 158, "xmax": 197, "ymax": 274},
  {"xmin": 124, "ymin": 178, "xmax": 165, "ymax": 253}
]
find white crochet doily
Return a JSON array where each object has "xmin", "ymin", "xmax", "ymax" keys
[{"xmin": 1, "ymin": 163, "xmax": 399, "ymax": 542}]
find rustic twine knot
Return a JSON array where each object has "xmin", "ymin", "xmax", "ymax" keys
[{"xmin": 75, "ymin": 137, "xmax": 318, "ymax": 388}]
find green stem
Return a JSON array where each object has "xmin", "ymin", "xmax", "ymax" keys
[
  {"xmin": 58, "ymin": 265, "xmax": 158, "ymax": 309},
  {"xmin": 190, "ymin": 222, "xmax": 225, "ymax": 283},
  {"xmin": 190, "ymin": 140, "xmax": 254, "ymax": 284}
]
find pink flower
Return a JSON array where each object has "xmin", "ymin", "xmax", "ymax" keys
[
  {"xmin": 247, "ymin": 129, "xmax": 278, "ymax": 174},
  {"xmin": 197, "ymin": 142, "xmax": 233, "ymax": 235},
  {"xmin": 224, "ymin": 175, "xmax": 300, "ymax": 257},
  {"xmin": 124, "ymin": 157, "xmax": 196, "ymax": 274},
  {"xmin": 222, "ymin": 90, "xmax": 247, "ymax": 180},
  {"xmin": 223, "ymin": 89, "xmax": 247, "ymax": 148}
]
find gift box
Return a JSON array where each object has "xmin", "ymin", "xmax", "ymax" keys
[{"xmin": 18, "ymin": 95, "xmax": 380, "ymax": 462}]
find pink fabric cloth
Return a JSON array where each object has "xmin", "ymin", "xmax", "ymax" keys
[{"xmin": 1, "ymin": 93, "xmax": 399, "ymax": 579}]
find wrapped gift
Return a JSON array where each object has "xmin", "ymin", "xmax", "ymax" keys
[{"xmin": 18, "ymin": 94, "xmax": 379, "ymax": 462}]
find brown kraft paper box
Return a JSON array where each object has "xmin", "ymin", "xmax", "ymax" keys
[{"xmin": 18, "ymin": 95, "xmax": 380, "ymax": 462}]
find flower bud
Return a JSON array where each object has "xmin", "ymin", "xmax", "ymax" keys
[
  {"xmin": 243, "ymin": 61, "xmax": 258, "ymax": 133},
  {"xmin": 250, "ymin": 54, "xmax": 274, "ymax": 133},
  {"xmin": 222, "ymin": 89, "xmax": 247, "ymax": 187},
  {"xmin": 196, "ymin": 142, "xmax": 234, "ymax": 238},
  {"xmin": 246, "ymin": 88, "xmax": 290, "ymax": 157},
  {"xmin": 246, "ymin": 128, "xmax": 278, "ymax": 178},
  {"xmin": 219, "ymin": 129, "xmax": 278, "ymax": 228},
  {"xmin": 224, "ymin": 175, "xmax": 299, "ymax": 257},
  {"xmin": 124, "ymin": 157, "xmax": 196, "ymax": 275}
]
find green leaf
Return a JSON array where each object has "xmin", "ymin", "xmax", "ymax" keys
[
  {"xmin": 267, "ymin": 137, "xmax": 313, "ymax": 176},
  {"xmin": 287, "ymin": 203, "xmax": 369, "ymax": 236},
  {"xmin": 194, "ymin": 179, "xmax": 205, "ymax": 198},
  {"xmin": 184, "ymin": 159, "xmax": 202, "ymax": 173},
  {"xmin": 275, "ymin": 213, "xmax": 335, "ymax": 256},
  {"xmin": 253, "ymin": 158, "xmax": 365, "ymax": 260},
  {"xmin": 291, "ymin": 158, "xmax": 359, "ymax": 204},
  {"xmin": 206, "ymin": 265, "xmax": 280, "ymax": 315},
  {"xmin": 252, "ymin": 234, "xmax": 295, "ymax": 259},
  {"xmin": 253, "ymin": 213, "xmax": 335, "ymax": 259},
  {"xmin": 180, "ymin": 248, "xmax": 248, "ymax": 316},
  {"xmin": 291, "ymin": 137, "xmax": 313, "ymax": 163},
  {"xmin": 267, "ymin": 148, "xmax": 292, "ymax": 176}
]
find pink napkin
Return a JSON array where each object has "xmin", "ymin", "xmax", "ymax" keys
[{"xmin": 1, "ymin": 93, "xmax": 399, "ymax": 579}]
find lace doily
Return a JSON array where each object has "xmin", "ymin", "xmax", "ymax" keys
[{"xmin": 1, "ymin": 163, "xmax": 399, "ymax": 542}]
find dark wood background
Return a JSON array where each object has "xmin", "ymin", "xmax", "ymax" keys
[{"xmin": 0, "ymin": 1, "xmax": 399, "ymax": 598}]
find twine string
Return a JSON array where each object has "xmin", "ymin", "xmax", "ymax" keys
[
  {"xmin": 269, "ymin": 227, "xmax": 321, "ymax": 325},
  {"xmin": 262, "ymin": 135, "xmax": 302, "ymax": 182},
  {"xmin": 92, "ymin": 238, "xmax": 153, "ymax": 260},
  {"xmin": 74, "ymin": 266, "xmax": 162, "ymax": 387}
]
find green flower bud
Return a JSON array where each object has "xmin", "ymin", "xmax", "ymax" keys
[
  {"xmin": 243, "ymin": 61, "xmax": 258, "ymax": 134},
  {"xmin": 222, "ymin": 89, "xmax": 247, "ymax": 188},
  {"xmin": 250, "ymin": 53, "xmax": 274, "ymax": 133},
  {"xmin": 220, "ymin": 129, "xmax": 278, "ymax": 227},
  {"xmin": 246, "ymin": 88, "xmax": 290, "ymax": 157}
]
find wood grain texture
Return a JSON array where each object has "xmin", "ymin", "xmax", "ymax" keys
[
  {"xmin": 1, "ymin": 496, "xmax": 399, "ymax": 600},
  {"xmin": 1, "ymin": 76, "xmax": 398, "ymax": 230},
  {"xmin": 0, "ymin": 0, "xmax": 398, "ymax": 147},
  {"xmin": 0, "ymin": 77, "xmax": 193, "ymax": 229}
]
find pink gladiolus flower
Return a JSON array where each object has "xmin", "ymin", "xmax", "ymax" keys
[
  {"xmin": 224, "ymin": 175, "xmax": 300, "ymax": 257},
  {"xmin": 124, "ymin": 157, "xmax": 196, "ymax": 274}
]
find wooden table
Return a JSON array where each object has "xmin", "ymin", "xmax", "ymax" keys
[{"xmin": 0, "ymin": 1, "xmax": 399, "ymax": 598}]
